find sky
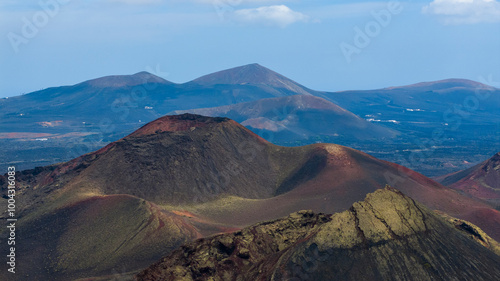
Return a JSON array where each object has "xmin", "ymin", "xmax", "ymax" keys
[{"xmin": 1, "ymin": 0, "xmax": 499, "ymax": 97}]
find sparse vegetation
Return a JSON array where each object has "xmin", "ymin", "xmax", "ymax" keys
[
  {"xmin": 2, "ymin": 114, "xmax": 499, "ymax": 281},
  {"xmin": 138, "ymin": 188, "xmax": 500, "ymax": 281}
]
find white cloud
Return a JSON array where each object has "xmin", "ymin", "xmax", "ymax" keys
[
  {"xmin": 195, "ymin": 0, "xmax": 285, "ymax": 3},
  {"xmin": 423, "ymin": 0, "xmax": 500, "ymax": 24},
  {"xmin": 232, "ymin": 5, "xmax": 308, "ymax": 27}
]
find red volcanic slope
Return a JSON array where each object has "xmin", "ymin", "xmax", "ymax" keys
[
  {"xmin": 12, "ymin": 115, "xmax": 500, "ymax": 243},
  {"xmin": 42, "ymin": 114, "xmax": 266, "ymax": 183},
  {"xmin": 436, "ymin": 152, "xmax": 500, "ymax": 202},
  {"xmin": 9, "ymin": 193, "xmax": 202, "ymax": 280},
  {"xmin": 188, "ymin": 143, "xmax": 500, "ymax": 242},
  {"xmin": 6, "ymin": 114, "xmax": 500, "ymax": 280},
  {"xmin": 129, "ymin": 114, "xmax": 233, "ymax": 136}
]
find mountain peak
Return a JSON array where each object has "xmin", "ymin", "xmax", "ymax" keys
[
  {"xmin": 192, "ymin": 63, "xmax": 278, "ymax": 85},
  {"xmin": 483, "ymin": 152, "xmax": 500, "ymax": 172},
  {"xmin": 191, "ymin": 64, "xmax": 312, "ymax": 95},
  {"xmin": 81, "ymin": 71, "xmax": 172, "ymax": 88},
  {"xmin": 240, "ymin": 62, "xmax": 263, "ymax": 69},
  {"xmin": 129, "ymin": 113, "xmax": 232, "ymax": 137},
  {"xmin": 491, "ymin": 152, "xmax": 500, "ymax": 161},
  {"xmin": 438, "ymin": 151, "xmax": 500, "ymax": 202}
]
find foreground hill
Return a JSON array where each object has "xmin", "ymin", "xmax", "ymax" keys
[
  {"xmin": 2, "ymin": 114, "xmax": 500, "ymax": 280},
  {"xmin": 16, "ymin": 194, "xmax": 202, "ymax": 280},
  {"xmin": 436, "ymin": 152, "xmax": 500, "ymax": 207},
  {"xmin": 173, "ymin": 95, "xmax": 399, "ymax": 143},
  {"xmin": 137, "ymin": 187, "xmax": 500, "ymax": 281}
]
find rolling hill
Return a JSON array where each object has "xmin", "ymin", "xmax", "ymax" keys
[
  {"xmin": 317, "ymin": 78, "xmax": 500, "ymax": 140},
  {"xmin": 0, "ymin": 64, "xmax": 315, "ymax": 136},
  {"xmin": 173, "ymin": 95, "xmax": 399, "ymax": 143},
  {"xmin": 1, "ymin": 65, "xmax": 498, "ymax": 178},
  {"xmin": 0, "ymin": 64, "xmax": 322, "ymax": 172},
  {"xmin": 319, "ymin": 78, "xmax": 500, "ymax": 115},
  {"xmin": 316, "ymin": 79, "xmax": 500, "ymax": 177}
]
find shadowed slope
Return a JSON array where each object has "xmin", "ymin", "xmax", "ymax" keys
[
  {"xmin": 5, "ymin": 114, "xmax": 500, "ymax": 239},
  {"xmin": 3, "ymin": 194, "xmax": 200, "ymax": 281},
  {"xmin": 436, "ymin": 152, "xmax": 500, "ymax": 206},
  {"xmin": 175, "ymin": 142, "xmax": 500, "ymax": 243},
  {"xmin": 3, "ymin": 114, "xmax": 500, "ymax": 280},
  {"xmin": 173, "ymin": 95, "xmax": 399, "ymax": 141}
]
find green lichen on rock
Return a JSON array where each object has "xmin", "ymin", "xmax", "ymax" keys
[
  {"xmin": 137, "ymin": 210, "xmax": 330, "ymax": 280},
  {"xmin": 436, "ymin": 210, "xmax": 500, "ymax": 256},
  {"xmin": 137, "ymin": 187, "xmax": 500, "ymax": 281}
]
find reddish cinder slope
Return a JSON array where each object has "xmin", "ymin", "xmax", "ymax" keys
[
  {"xmin": 436, "ymin": 152, "xmax": 500, "ymax": 205},
  {"xmin": 6, "ymin": 194, "xmax": 201, "ymax": 281},
  {"xmin": 19, "ymin": 114, "xmax": 496, "ymax": 241},
  {"xmin": 182, "ymin": 143, "xmax": 500, "ymax": 243},
  {"xmin": 3, "ymin": 114, "xmax": 500, "ymax": 280},
  {"xmin": 10, "ymin": 114, "xmax": 500, "ymax": 240},
  {"xmin": 129, "ymin": 114, "xmax": 237, "ymax": 137},
  {"xmin": 137, "ymin": 187, "xmax": 500, "ymax": 281}
]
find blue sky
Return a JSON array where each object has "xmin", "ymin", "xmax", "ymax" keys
[{"xmin": 1, "ymin": 0, "xmax": 499, "ymax": 97}]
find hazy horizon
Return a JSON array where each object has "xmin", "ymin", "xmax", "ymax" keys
[{"xmin": 1, "ymin": 0, "xmax": 499, "ymax": 97}]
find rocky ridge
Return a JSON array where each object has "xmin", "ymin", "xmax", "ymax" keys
[{"xmin": 137, "ymin": 187, "xmax": 500, "ymax": 281}]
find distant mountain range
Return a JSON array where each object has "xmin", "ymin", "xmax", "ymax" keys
[
  {"xmin": 0, "ymin": 64, "xmax": 313, "ymax": 133},
  {"xmin": 0, "ymin": 64, "xmax": 498, "ymax": 177},
  {"xmin": 2, "ymin": 114, "xmax": 499, "ymax": 280},
  {"xmin": 318, "ymin": 78, "xmax": 500, "ymax": 126},
  {"xmin": 1, "ymin": 64, "xmax": 499, "ymax": 280}
]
